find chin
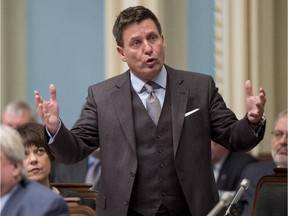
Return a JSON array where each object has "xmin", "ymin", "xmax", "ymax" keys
[
  {"xmin": 274, "ymin": 156, "xmax": 288, "ymax": 168},
  {"xmin": 29, "ymin": 176, "xmax": 42, "ymax": 182}
]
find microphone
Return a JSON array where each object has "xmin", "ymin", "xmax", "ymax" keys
[
  {"xmin": 207, "ymin": 192, "xmax": 233, "ymax": 216},
  {"xmin": 224, "ymin": 178, "xmax": 250, "ymax": 216}
]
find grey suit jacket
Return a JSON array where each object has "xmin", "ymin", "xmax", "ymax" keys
[
  {"xmin": 49, "ymin": 65, "xmax": 265, "ymax": 216},
  {"xmin": 1, "ymin": 178, "xmax": 69, "ymax": 216}
]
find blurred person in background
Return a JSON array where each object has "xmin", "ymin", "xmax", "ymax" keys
[
  {"xmin": 239, "ymin": 110, "xmax": 287, "ymax": 215},
  {"xmin": 0, "ymin": 124, "xmax": 69, "ymax": 216},
  {"xmin": 16, "ymin": 122, "xmax": 91, "ymax": 208},
  {"xmin": 211, "ymin": 140, "xmax": 257, "ymax": 196},
  {"xmin": 1, "ymin": 100, "xmax": 36, "ymax": 128}
]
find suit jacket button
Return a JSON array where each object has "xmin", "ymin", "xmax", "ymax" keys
[
  {"xmin": 130, "ymin": 171, "xmax": 136, "ymax": 177},
  {"xmin": 124, "ymin": 202, "xmax": 129, "ymax": 206}
]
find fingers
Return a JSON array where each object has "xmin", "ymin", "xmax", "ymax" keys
[
  {"xmin": 245, "ymin": 80, "xmax": 266, "ymax": 124},
  {"xmin": 34, "ymin": 90, "xmax": 43, "ymax": 108},
  {"xmin": 34, "ymin": 84, "xmax": 57, "ymax": 120},
  {"xmin": 245, "ymin": 80, "xmax": 253, "ymax": 98},
  {"xmin": 34, "ymin": 90, "xmax": 45, "ymax": 118},
  {"xmin": 245, "ymin": 80, "xmax": 266, "ymax": 106},
  {"xmin": 258, "ymin": 87, "xmax": 266, "ymax": 107},
  {"xmin": 49, "ymin": 84, "xmax": 57, "ymax": 102}
]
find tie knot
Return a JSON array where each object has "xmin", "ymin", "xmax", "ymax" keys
[{"xmin": 144, "ymin": 81, "xmax": 159, "ymax": 94}]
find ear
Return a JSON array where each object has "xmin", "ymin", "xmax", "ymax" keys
[
  {"xmin": 161, "ymin": 35, "xmax": 166, "ymax": 49},
  {"xmin": 117, "ymin": 46, "xmax": 127, "ymax": 62},
  {"xmin": 12, "ymin": 162, "xmax": 22, "ymax": 177}
]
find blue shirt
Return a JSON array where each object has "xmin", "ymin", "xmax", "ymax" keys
[
  {"xmin": 130, "ymin": 66, "xmax": 167, "ymax": 108},
  {"xmin": 0, "ymin": 183, "xmax": 19, "ymax": 213}
]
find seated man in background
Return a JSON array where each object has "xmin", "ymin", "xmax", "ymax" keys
[
  {"xmin": 239, "ymin": 110, "xmax": 287, "ymax": 215},
  {"xmin": 0, "ymin": 124, "xmax": 69, "ymax": 216},
  {"xmin": 211, "ymin": 140, "xmax": 258, "ymax": 197},
  {"xmin": 1, "ymin": 100, "xmax": 36, "ymax": 128}
]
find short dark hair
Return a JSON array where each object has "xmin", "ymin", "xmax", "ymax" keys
[
  {"xmin": 16, "ymin": 122, "xmax": 55, "ymax": 161},
  {"xmin": 112, "ymin": 5, "xmax": 162, "ymax": 47}
]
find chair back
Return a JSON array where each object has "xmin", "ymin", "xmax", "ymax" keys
[
  {"xmin": 252, "ymin": 168, "xmax": 287, "ymax": 216},
  {"xmin": 51, "ymin": 183, "xmax": 97, "ymax": 211},
  {"xmin": 65, "ymin": 197, "xmax": 96, "ymax": 216}
]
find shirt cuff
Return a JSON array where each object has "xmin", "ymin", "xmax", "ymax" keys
[
  {"xmin": 46, "ymin": 119, "xmax": 61, "ymax": 144},
  {"xmin": 252, "ymin": 124, "xmax": 264, "ymax": 138}
]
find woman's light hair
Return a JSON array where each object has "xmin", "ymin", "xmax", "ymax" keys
[{"xmin": 0, "ymin": 125, "xmax": 26, "ymax": 177}]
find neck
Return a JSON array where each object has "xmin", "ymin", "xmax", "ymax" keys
[{"xmin": 40, "ymin": 177, "xmax": 51, "ymax": 188}]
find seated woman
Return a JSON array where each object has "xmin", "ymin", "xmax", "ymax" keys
[{"xmin": 16, "ymin": 122, "xmax": 92, "ymax": 208}]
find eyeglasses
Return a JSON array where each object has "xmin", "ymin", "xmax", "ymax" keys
[{"xmin": 271, "ymin": 130, "xmax": 288, "ymax": 141}]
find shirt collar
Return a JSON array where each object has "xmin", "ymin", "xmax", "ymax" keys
[
  {"xmin": 0, "ymin": 183, "xmax": 20, "ymax": 212},
  {"xmin": 130, "ymin": 66, "xmax": 167, "ymax": 93}
]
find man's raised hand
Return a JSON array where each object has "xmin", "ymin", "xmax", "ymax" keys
[{"xmin": 34, "ymin": 84, "xmax": 60, "ymax": 135}]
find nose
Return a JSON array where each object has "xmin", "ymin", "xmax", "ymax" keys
[
  {"xmin": 280, "ymin": 132, "xmax": 288, "ymax": 142},
  {"xmin": 28, "ymin": 153, "xmax": 38, "ymax": 164},
  {"xmin": 143, "ymin": 40, "xmax": 153, "ymax": 55}
]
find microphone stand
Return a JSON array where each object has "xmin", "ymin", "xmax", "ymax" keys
[
  {"xmin": 224, "ymin": 203, "xmax": 238, "ymax": 216},
  {"xmin": 224, "ymin": 178, "xmax": 250, "ymax": 216}
]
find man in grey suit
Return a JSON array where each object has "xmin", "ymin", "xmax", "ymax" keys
[
  {"xmin": 34, "ymin": 5, "xmax": 266, "ymax": 216},
  {"xmin": 0, "ymin": 125, "xmax": 69, "ymax": 216}
]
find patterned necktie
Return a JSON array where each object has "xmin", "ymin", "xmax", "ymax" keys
[
  {"xmin": 144, "ymin": 81, "xmax": 161, "ymax": 125},
  {"xmin": 85, "ymin": 158, "xmax": 101, "ymax": 190}
]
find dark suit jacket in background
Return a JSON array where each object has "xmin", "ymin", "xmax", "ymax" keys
[
  {"xmin": 52, "ymin": 158, "xmax": 97, "ymax": 210},
  {"xmin": 217, "ymin": 152, "xmax": 258, "ymax": 192},
  {"xmin": 48, "ymin": 65, "xmax": 265, "ymax": 216},
  {"xmin": 52, "ymin": 158, "xmax": 88, "ymax": 183},
  {"xmin": 239, "ymin": 160, "xmax": 275, "ymax": 216},
  {"xmin": 1, "ymin": 178, "xmax": 69, "ymax": 216}
]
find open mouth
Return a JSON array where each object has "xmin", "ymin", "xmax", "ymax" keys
[{"xmin": 146, "ymin": 58, "xmax": 156, "ymax": 66}]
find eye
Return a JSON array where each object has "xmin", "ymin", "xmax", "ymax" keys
[
  {"xmin": 131, "ymin": 40, "xmax": 141, "ymax": 48},
  {"xmin": 35, "ymin": 148, "xmax": 46, "ymax": 156},
  {"xmin": 24, "ymin": 151, "xmax": 29, "ymax": 157},
  {"xmin": 148, "ymin": 34, "xmax": 157, "ymax": 41},
  {"xmin": 272, "ymin": 130, "xmax": 284, "ymax": 139}
]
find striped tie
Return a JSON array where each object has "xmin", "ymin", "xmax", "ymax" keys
[{"xmin": 144, "ymin": 81, "xmax": 161, "ymax": 125}]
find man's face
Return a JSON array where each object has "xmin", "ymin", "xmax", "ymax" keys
[
  {"xmin": 2, "ymin": 110, "xmax": 32, "ymax": 128},
  {"xmin": 0, "ymin": 149, "xmax": 21, "ymax": 196},
  {"xmin": 271, "ymin": 114, "xmax": 288, "ymax": 167},
  {"xmin": 117, "ymin": 19, "xmax": 165, "ymax": 81}
]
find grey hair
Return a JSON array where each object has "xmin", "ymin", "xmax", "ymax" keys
[
  {"xmin": 0, "ymin": 125, "xmax": 26, "ymax": 177},
  {"xmin": 273, "ymin": 110, "xmax": 288, "ymax": 130},
  {"xmin": 2, "ymin": 100, "xmax": 37, "ymax": 123}
]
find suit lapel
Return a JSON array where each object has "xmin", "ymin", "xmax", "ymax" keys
[
  {"xmin": 110, "ymin": 68, "xmax": 190, "ymax": 157},
  {"xmin": 111, "ymin": 72, "xmax": 136, "ymax": 155},
  {"xmin": 168, "ymin": 68, "xmax": 189, "ymax": 156}
]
